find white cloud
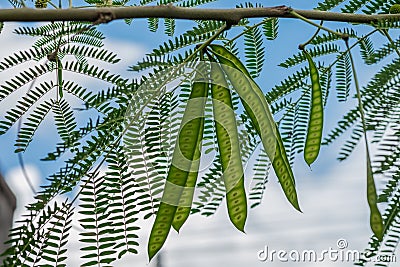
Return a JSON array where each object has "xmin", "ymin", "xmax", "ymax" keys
[
  {"xmin": 5, "ymin": 164, "xmax": 41, "ymax": 221},
  {"xmin": 102, "ymin": 37, "xmax": 147, "ymax": 75}
]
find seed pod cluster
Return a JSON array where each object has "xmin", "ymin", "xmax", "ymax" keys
[
  {"xmin": 148, "ymin": 44, "xmax": 305, "ymax": 261},
  {"xmin": 148, "ymin": 69, "xmax": 208, "ymax": 261},
  {"xmin": 209, "ymin": 59, "xmax": 247, "ymax": 232},
  {"xmin": 208, "ymin": 44, "xmax": 301, "ymax": 212},
  {"xmin": 57, "ymin": 58, "xmax": 63, "ymax": 98}
]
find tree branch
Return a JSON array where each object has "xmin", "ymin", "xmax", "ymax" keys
[{"xmin": 0, "ymin": 5, "xmax": 399, "ymax": 24}]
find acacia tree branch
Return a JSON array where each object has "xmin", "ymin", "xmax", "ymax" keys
[{"xmin": 0, "ymin": 5, "xmax": 399, "ymax": 24}]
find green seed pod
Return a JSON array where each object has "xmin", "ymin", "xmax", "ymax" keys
[
  {"xmin": 172, "ymin": 100, "xmax": 205, "ymax": 232},
  {"xmin": 389, "ymin": 4, "xmax": 400, "ymax": 14},
  {"xmin": 57, "ymin": 58, "xmax": 63, "ymax": 98},
  {"xmin": 303, "ymin": 50, "xmax": 323, "ymax": 166},
  {"xmin": 210, "ymin": 60, "xmax": 247, "ymax": 232},
  {"xmin": 345, "ymin": 43, "xmax": 385, "ymax": 241},
  {"xmin": 148, "ymin": 68, "xmax": 208, "ymax": 261},
  {"xmin": 366, "ymin": 154, "xmax": 384, "ymax": 240},
  {"xmin": 209, "ymin": 44, "xmax": 301, "ymax": 212}
]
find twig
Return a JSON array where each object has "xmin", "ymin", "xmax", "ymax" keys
[
  {"xmin": 380, "ymin": 29, "xmax": 400, "ymax": 59},
  {"xmin": 299, "ymin": 20, "xmax": 323, "ymax": 50},
  {"xmin": 290, "ymin": 10, "xmax": 344, "ymax": 38},
  {"xmin": 0, "ymin": 6, "xmax": 400, "ymax": 23}
]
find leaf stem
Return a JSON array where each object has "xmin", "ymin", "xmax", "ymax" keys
[
  {"xmin": 186, "ymin": 23, "xmax": 229, "ymax": 63},
  {"xmin": 290, "ymin": 10, "xmax": 345, "ymax": 38},
  {"xmin": 299, "ymin": 20, "xmax": 323, "ymax": 49},
  {"xmin": 345, "ymin": 41, "xmax": 368, "ymax": 135},
  {"xmin": 321, "ymin": 29, "xmax": 379, "ymax": 77},
  {"xmin": 345, "ymin": 39, "xmax": 384, "ymax": 240},
  {"xmin": 379, "ymin": 29, "xmax": 400, "ymax": 59},
  {"xmin": 228, "ymin": 18, "xmax": 270, "ymax": 44},
  {"xmin": 48, "ymin": 1, "xmax": 59, "ymax": 9}
]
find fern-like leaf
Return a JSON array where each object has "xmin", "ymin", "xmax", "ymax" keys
[
  {"xmin": 315, "ymin": 0, "xmax": 347, "ymax": 10},
  {"xmin": 52, "ymin": 99, "xmax": 77, "ymax": 143},
  {"xmin": 310, "ymin": 28, "xmax": 358, "ymax": 46},
  {"xmin": 279, "ymin": 43, "xmax": 340, "ymax": 68},
  {"xmin": 262, "ymin": 18, "xmax": 278, "ymax": 40},
  {"xmin": 244, "ymin": 25, "xmax": 265, "ymax": 78},
  {"xmin": 335, "ymin": 52, "xmax": 352, "ymax": 102},
  {"xmin": 359, "ymin": 36, "xmax": 375, "ymax": 64},
  {"xmin": 148, "ymin": 18, "xmax": 159, "ymax": 32},
  {"xmin": 164, "ymin": 18, "xmax": 175, "ymax": 36},
  {"xmin": 104, "ymin": 147, "xmax": 140, "ymax": 258},
  {"xmin": 79, "ymin": 172, "xmax": 117, "ymax": 266},
  {"xmin": 0, "ymin": 63, "xmax": 51, "ymax": 101},
  {"xmin": 341, "ymin": 0, "xmax": 370, "ymax": 13},
  {"xmin": 0, "ymin": 81, "xmax": 54, "ymax": 135},
  {"xmin": 14, "ymin": 100, "xmax": 53, "ymax": 153},
  {"xmin": 249, "ymin": 148, "xmax": 271, "ymax": 208}
]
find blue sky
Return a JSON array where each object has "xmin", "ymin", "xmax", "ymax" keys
[{"xmin": 0, "ymin": 1, "xmax": 399, "ymax": 266}]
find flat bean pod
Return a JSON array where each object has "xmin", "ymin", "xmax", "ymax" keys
[
  {"xmin": 172, "ymin": 113, "xmax": 205, "ymax": 232},
  {"xmin": 210, "ymin": 60, "xmax": 247, "ymax": 232},
  {"xmin": 345, "ymin": 44, "xmax": 384, "ymax": 241},
  {"xmin": 148, "ymin": 70, "xmax": 208, "ymax": 260},
  {"xmin": 367, "ymin": 154, "xmax": 384, "ymax": 240},
  {"xmin": 303, "ymin": 50, "xmax": 323, "ymax": 166},
  {"xmin": 209, "ymin": 44, "xmax": 301, "ymax": 212},
  {"xmin": 57, "ymin": 58, "xmax": 63, "ymax": 98}
]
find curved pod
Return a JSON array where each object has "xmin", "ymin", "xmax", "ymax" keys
[
  {"xmin": 303, "ymin": 50, "xmax": 323, "ymax": 166},
  {"xmin": 210, "ymin": 60, "xmax": 247, "ymax": 232},
  {"xmin": 367, "ymin": 154, "xmax": 384, "ymax": 240},
  {"xmin": 172, "ymin": 96, "xmax": 206, "ymax": 231},
  {"xmin": 209, "ymin": 44, "xmax": 300, "ymax": 212},
  {"xmin": 148, "ymin": 68, "xmax": 208, "ymax": 260}
]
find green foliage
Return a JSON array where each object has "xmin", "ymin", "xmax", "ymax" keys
[
  {"xmin": 358, "ymin": 36, "xmax": 375, "ymax": 64},
  {"xmin": 164, "ymin": 18, "xmax": 176, "ymax": 36},
  {"xmin": 364, "ymin": 35, "xmax": 400, "ymax": 64},
  {"xmin": 262, "ymin": 18, "xmax": 279, "ymax": 40},
  {"xmin": 2, "ymin": 201, "xmax": 73, "ymax": 267},
  {"xmin": 303, "ymin": 50, "xmax": 324, "ymax": 166},
  {"xmin": 79, "ymin": 173, "xmax": 117, "ymax": 266},
  {"xmin": 248, "ymin": 148, "xmax": 271, "ymax": 208},
  {"xmin": 14, "ymin": 100, "xmax": 54, "ymax": 153},
  {"xmin": 310, "ymin": 28, "xmax": 358, "ymax": 45},
  {"xmin": 363, "ymin": 0, "xmax": 400, "ymax": 14},
  {"xmin": 279, "ymin": 43, "xmax": 340, "ymax": 68},
  {"xmin": 341, "ymin": 0, "xmax": 369, "ymax": 13},
  {"xmin": 104, "ymin": 147, "xmax": 140, "ymax": 258},
  {"xmin": 335, "ymin": 52, "xmax": 352, "ymax": 101},
  {"xmin": 244, "ymin": 25, "xmax": 265, "ymax": 78},
  {"xmin": 315, "ymin": 0, "xmax": 347, "ymax": 11},
  {"xmin": 52, "ymin": 99, "xmax": 77, "ymax": 143}
]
